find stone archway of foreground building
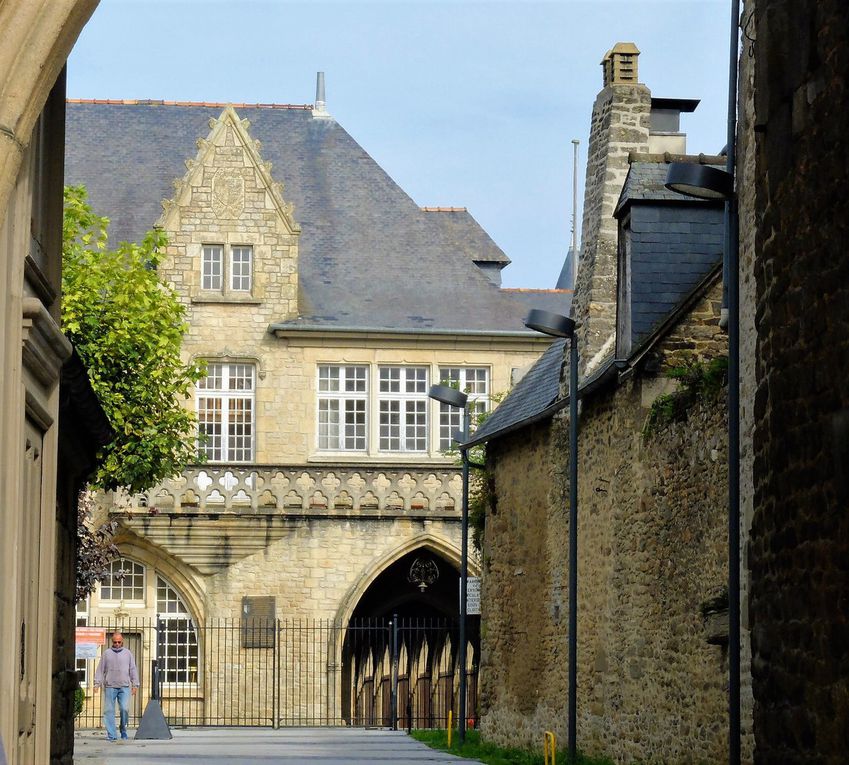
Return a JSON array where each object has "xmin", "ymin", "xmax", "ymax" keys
[{"xmin": 1, "ymin": 3, "xmax": 102, "ymax": 763}]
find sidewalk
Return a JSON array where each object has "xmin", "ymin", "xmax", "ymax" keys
[{"xmin": 74, "ymin": 727, "xmax": 484, "ymax": 764}]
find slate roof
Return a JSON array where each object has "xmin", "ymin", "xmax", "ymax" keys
[
  {"xmin": 421, "ymin": 208, "xmax": 510, "ymax": 265},
  {"xmin": 555, "ymin": 246, "xmax": 577, "ymax": 290},
  {"xmin": 615, "ymin": 159, "xmax": 724, "ymax": 349},
  {"xmin": 501, "ymin": 288, "xmax": 573, "ymax": 317},
  {"xmin": 468, "ymin": 337, "xmax": 566, "ymax": 445},
  {"xmin": 614, "ymin": 156, "xmax": 725, "ymax": 215},
  {"xmin": 64, "ymin": 101, "xmax": 536, "ymax": 334}
]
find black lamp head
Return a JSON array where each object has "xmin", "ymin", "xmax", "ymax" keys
[
  {"xmin": 524, "ymin": 308, "xmax": 576, "ymax": 339},
  {"xmin": 665, "ymin": 162, "xmax": 733, "ymax": 200},
  {"xmin": 428, "ymin": 384, "xmax": 468, "ymax": 408}
]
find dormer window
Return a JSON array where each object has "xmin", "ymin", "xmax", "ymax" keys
[{"xmin": 202, "ymin": 244, "xmax": 253, "ymax": 294}]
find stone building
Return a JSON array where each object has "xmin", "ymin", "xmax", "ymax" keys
[
  {"xmin": 63, "ymin": 91, "xmax": 564, "ymax": 727},
  {"xmin": 2, "ymin": 2, "xmax": 848, "ymax": 762},
  {"xmin": 0, "ymin": 2, "xmax": 106, "ymax": 764},
  {"xmin": 741, "ymin": 0, "xmax": 849, "ymax": 761},
  {"xmin": 468, "ymin": 45, "xmax": 745, "ymax": 762}
]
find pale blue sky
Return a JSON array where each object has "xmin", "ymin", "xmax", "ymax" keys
[{"xmin": 68, "ymin": 1, "xmax": 731, "ymax": 288}]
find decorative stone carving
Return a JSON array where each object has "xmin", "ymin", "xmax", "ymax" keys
[
  {"xmin": 211, "ymin": 168, "xmax": 245, "ymax": 219},
  {"xmin": 107, "ymin": 465, "xmax": 463, "ymax": 517}
]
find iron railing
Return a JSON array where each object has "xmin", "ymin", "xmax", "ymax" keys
[{"xmin": 74, "ymin": 616, "xmax": 479, "ymax": 730}]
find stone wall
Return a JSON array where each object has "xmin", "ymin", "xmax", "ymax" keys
[
  {"xmin": 748, "ymin": 1, "xmax": 849, "ymax": 762},
  {"xmin": 736, "ymin": 0, "xmax": 757, "ymax": 758},
  {"xmin": 481, "ymin": 287, "xmax": 732, "ymax": 763}
]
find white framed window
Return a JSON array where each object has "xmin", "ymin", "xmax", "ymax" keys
[
  {"xmin": 156, "ymin": 576, "xmax": 199, "ymax": 685},
  {"xmin": 201, "ymin": 244, "xmax": 253, "ymax": 294},
  {"xmin": 201, "ymin": 245, "xmax": 223, "ymax": 290},
  {"xmin": 197, "ymin": 363, "xmax": 255, "ymax": 462},
  {"xmin": 230, "ymin": 246, "xmax": 253, "ymax": 292},
  {"xmin": 437, "ymin": 367, "xmax": 490, "ymax": 450},
  {"xmin": 317, "ymin": 365, "xmax": 368, "ymax": 451},
  {"xmin": 378, "ymin": 366, "xmax": 429, "ymax": 452},
  {"xmin": 100, "ymin": 558, "xmax": 146, "ymax": 603}
]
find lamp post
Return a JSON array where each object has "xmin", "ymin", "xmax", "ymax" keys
[
  {"xmin": 524, "ymin": 308, "xmax": 579, "ymax": 764},
  {"xmin": 664, "ymin": 4, "xmax": 741, "ymax": 762},
  {"xmin": 428, "ymin": 383, "xmax": 471, "ymax": 743}
]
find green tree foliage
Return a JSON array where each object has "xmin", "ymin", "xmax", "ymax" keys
[{"xmin": 63, "ymin": 185, "xmax": 204, "ymax": 493}]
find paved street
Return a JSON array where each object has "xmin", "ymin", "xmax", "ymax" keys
[{"xmin": 74, "ymin": 728, "xmax": 483, "ymax": 764}]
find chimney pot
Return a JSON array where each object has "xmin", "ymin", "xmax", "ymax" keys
[
  {"xmin": 313, "ymin": 72, "xmax": 328, "ymax": 117},
  {"xmin": 601, "ymin": 42, "xmax": 641, "ymax": 87}
]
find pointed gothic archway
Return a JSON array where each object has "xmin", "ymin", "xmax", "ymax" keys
[{"xmin": 339, "ymin": 544, "xmax": 480, "ymax": 728}]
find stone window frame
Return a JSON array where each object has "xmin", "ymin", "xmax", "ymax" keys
[
  {"xmin": 316, "ymin": 364, "xmax": 369, "ymax": 452},
  {"xmin": 436, "ymin": 367, "xmax": 490, "ymax": 451},
  {"xmin": 196, "ymin": 361, "xmax": 256, "ymax": 463},
  {"xmin": 199, "ymin": 242, "xmax": 254, "ymax": 297},
  {"xmin": 378, "ymin": 365, "xmax": 430, "ymax": 453}
]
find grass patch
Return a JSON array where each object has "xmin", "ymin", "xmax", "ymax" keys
[{"xmin": 410, "ymin": 729, "xmax": 614, "ymax": 765}]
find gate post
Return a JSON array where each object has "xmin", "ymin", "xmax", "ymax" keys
[
  {"xmin": 391, "ymin": 613, "xmax": 399, "ymax": 731},
  {"xmin": 272, "ymin": 618, "xmax": 279, "ymax": 729}
]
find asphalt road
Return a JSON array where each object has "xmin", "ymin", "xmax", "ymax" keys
[{"xmin": 74, "ymin": 727, "xmax": 484, "ymax": 764}]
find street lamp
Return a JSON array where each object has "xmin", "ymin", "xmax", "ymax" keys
[
  {"xmin": 523, "ymin": 308, "xmax": 579, "ymax": 764},
  {"xmin": 664, "ymin": 4, "xmax": 741, "ymax": 763},
  {"xmin": 428, "ymin": 382, "xmax": 472, "ymax": 743}
]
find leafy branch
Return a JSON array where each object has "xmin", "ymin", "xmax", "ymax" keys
[{"xmin": 642, "ymin": 355, "xmax": 728, "ymax": 439}]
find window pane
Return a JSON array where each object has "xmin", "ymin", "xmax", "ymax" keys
[
  {"xmin": 156, "ymin": 576, "xmax": 198, "ymax": 684},
  {"xmin": 379, "ymin": 400, "xmax": 400, "ymax": 450},
  {"xmin": 438, "ymin": 367, "xmax": 489, "ymax": 450},
  {"xmin": 196, "ymin": 363, "xmax": 255, "ymax": 462},
  {"xmin": 230, "ymin": 246, "xmax": 252, "ymax": 292},
  {"xmin": 202, "ymin": 245, "xmax": 223, "ymax": 291},
  {"xmin": 317, "ymin": 365, "xmax": 368, "ymax": 451},
  {"xmin": 378, "ymin": 367, "xmax": 428, "ymax": 451},
  {"xmin": 101, "ymin": 558, "xmax": 145, "ymax": 603}
]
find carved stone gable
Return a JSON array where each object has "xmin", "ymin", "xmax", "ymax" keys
[{"xmin": 156, "ymin": 105, "xmax": 301, "ymax": 323}]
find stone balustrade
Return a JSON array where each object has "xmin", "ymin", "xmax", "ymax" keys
[{"xmin": 115, "ymin": 464, "xmax": 464, "ymax": 516}]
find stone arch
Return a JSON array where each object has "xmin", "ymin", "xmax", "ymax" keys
[
  {"xmin": 0, "ymin": 1, "xmax": 98, "ymax": 216},
  {"xmin": 331, "ymin": 532, "xmax": 479, "ymax": 628},
  {"xmin": 112, "ymin": 532, "xmax": 206, "ymax": 628}
]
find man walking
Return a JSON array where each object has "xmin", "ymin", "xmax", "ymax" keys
[{"xmin": 94, "ymin": 632, "xmax": 140, "ymax": 741}]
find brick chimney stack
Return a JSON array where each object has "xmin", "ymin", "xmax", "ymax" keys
[{"xmin": 571, "ymin": 42, "xmax": 651, "ymax": 375}]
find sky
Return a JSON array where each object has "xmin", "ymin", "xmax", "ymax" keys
[{"xmin": 67, "ymin": 0, "xmax": 732, "ymax": 289}]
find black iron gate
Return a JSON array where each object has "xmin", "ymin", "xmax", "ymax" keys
[{"xmin": 75, "ymin": 616, "xmax": 478, "ymax": 729}]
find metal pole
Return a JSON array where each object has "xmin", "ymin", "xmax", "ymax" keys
[
  {"xmin": 458, "ymin": 405, "xmax": 470, "ymax": 743},
  {"xmin": 725, "ymin": 2, "xmax": 741, "ymax": 763},
  {"xmin": 391, "ymin": 614, "xmax": 399, "ymax": 730},
  {"xmin": 568, "ymin": 338, "xmax": 579, "ymax": 763}
]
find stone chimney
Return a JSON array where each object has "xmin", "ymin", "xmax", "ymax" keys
[{"xmin": 571, "ymin": 42, "xmax": 651, "ymax": 375}]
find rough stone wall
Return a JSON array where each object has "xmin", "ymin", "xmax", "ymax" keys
[
  {"xmin": 748, "ymin": 2, "xmax": 849, "ymax": 762},
  {"xmin": 479, "ymin": 422, "xmax": 562, "ymax": 740},
  {"xmin": 482, "ymin": 288, "xmax": 731, "ymax": 763},
  {"xmin": 736, "ymin": 1, "xmax": 757, "ymax": 759},
  {"xmin": 572, "ymin": 83, "xmax": 651, "ymax": 373}
]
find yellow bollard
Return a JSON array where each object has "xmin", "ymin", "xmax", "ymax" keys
[
  {"xmin": 544, "ymin": 730, "xmax": 557, "ymax": 765},
  {"xmin": 447, "ymin": 710, "xmax": 453, "ymax": 748}
]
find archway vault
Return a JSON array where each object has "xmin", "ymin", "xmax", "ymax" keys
[{"xmin": 333, "ymin": 531, "xmax": 480, "ymax": 627}]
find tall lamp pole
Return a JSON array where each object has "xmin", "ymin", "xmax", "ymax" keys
[
  {"xmin": 428, "ymin": 383, "xmax": 471, "ymax": 743},
  {"xmin": 664, "ymin": 3, "xmax": 741, "ymax": 761},
  {"xmin": 524, "ymin": 309, "xmax": 579, "ymax": 763}
]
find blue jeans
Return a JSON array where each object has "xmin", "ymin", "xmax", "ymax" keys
[{"xmin": 103, "ymin": 686, "xmax": 131, "ymax": 739}]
